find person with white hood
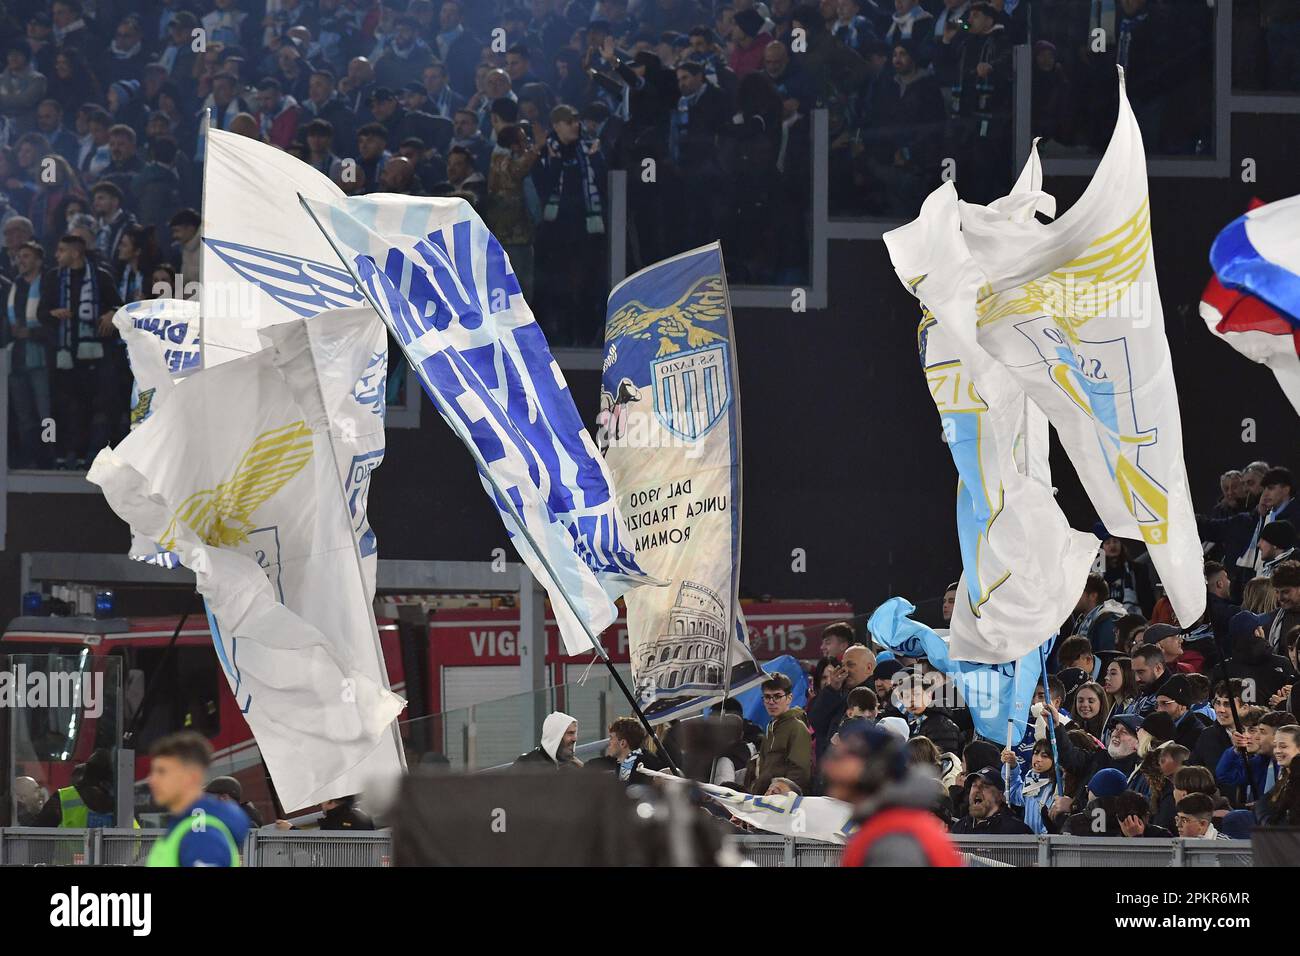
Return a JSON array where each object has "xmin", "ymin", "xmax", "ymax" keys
[{"xmin": 513, "ymin": 711, "xmax": 583, "ymax": 769}]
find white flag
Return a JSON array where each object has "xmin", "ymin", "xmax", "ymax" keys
[
  {"xmin": 949, "ymin": 70, "xmax": 1205, "ymax": 628},
  {"xmin": 884, "ymin": 145, "xmax": 1099, "ymax": 663},
  {"xmin": 88, "ymin": 308, "xmax": 403, "ymax": 811},
  {"xmin": 199, "ymin": 127, "xmax": 366, "ymax": 368}
]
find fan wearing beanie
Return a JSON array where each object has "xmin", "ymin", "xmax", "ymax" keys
[
  {"xmin": 1258, "ymin": 520, "xmax": 1296, "ymax": 576},
  {"xmin": 728, "ymin": 9, "xmax": 773, "ymax": 77}
]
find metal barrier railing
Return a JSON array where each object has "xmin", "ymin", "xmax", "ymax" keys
[
  {"xmin": 725, "ymin": 834, "xmax": 1257, "ymax": 867},
  {"xmin": 0, "ymin": 828, "xmax": 1256, "ymax": 867}
]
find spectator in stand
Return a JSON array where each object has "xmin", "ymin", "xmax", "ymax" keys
[
  {"xmin": 750, "ymin": 672, "xmax": 812, "ymax": 794},
  {"xmin": 440, "ymin": 144, "xmax": 486, "ymax": 205},
  {"xmin": 820, "ymin": 621, "xmax": 854, "ymax": 659},
  {"xmin": 895, "ymin": 671, "xmax": 963, "ymax": 754},
  {"xmin": 530, "ymin": 103, "xmax": 605, "ymax": 345},
  {"xmin": 1131, "ymin": 644, "xmax": 1172, "ymax": 717},
  {"xmin": 1, "ymin": 217, "xmax": 34, "ymax": 278},
  {"xmin": 1116, "ymin": 788, "xmax": 1171, "ymax": 837},
  {"xmin": 354, "ymin": 122, "xmax": 392, "ymax": 193},
  {"xmin": 256, "ymin": 78, "xmax": 302, "ymax": 150},
  {"xmin": 1226, "ymin": 609, "xmax": 1298, "ymax": 705},
  {"xmin": 38, "ymin": 232, "xmax": 122, "ymax": 469},
  {"xmin": 1002, "ymin": 739, "xmax": 1058, "ymax": 834},
  {"xmin": 514, "ymin": 711, "xmax": 582, "ymax": 770},
  {"xmin": 792, "ymin": 3, "xmax": 870, "ymax": 105},
  {"xmin": 1154, "ymin": 674, "xmax": 1211, "ymax": 752},
  {"xmin": 374, "ymin": 16, "xmax": 435, "ymax": 91},
  {"xmin": 1070, "ymin": 681, "xmax": 1109, "ymax": 740},
  {"xmin": 27, "ymin": 154, "xmax": 83, "ymax": 248},
  {"xmin": 952, "ymin": 765, "xmax": 1031, "ymax": 834},
  {"xmin": 1099, "ymin": 532, "xmax": 1155, "ymax": 615},
  {"xmin": 1140, "ymin": 624, "xmax": 1196, "ymax": 676},
  {"xmin": 433, "ymin": 0, "xmax": 481, "ymax": 98},
  {"xmin": 450, "ymin": 108, "xmax": 492, "ymax": 173},
  {"xmin": 606, "ymin": 716, "xmax": 651, "ymax": 784},
  {"xmin": 483, "ymin": 123, "xmax": 540, "ymax": 299},
  {"xmin": 1175, "ymin": 793, "xmax": 1228, "ymax": 839},
  {"xmin": 943, "ymin": 1, "xmax": 1012, "ymax": 204},
  {"xmin": 861, "ymin": 39, "xmax": 944, "ymax": 218},
  {"xmin": 420, "ymin": 61, "xmax": 467, "ymax": 121},
  {"xmin": 1193, "ymin": 680, "xmax": 1246, "ymax": 770},
  {"xmin": 34, "ymin": 99, "xmax": 79, "ymax": 167},
  {"xmin": 132, "ymin": 137, "xmax": 183, "ymax": 238},
  {"xmin": 0, "ymin": 43, "xmax": 47, "ymax": 130},
  {"xmin": 47, "ymin": 47, "xmax": 101, "ymax": 118},
  {"xmin": 1072, "ymin": 573, "xmax": 1127, "ymax": 654},
  {"xmin": 168, "ymin": 208, "xmax": 200, "ymax": 289},
  {"xmin": 1058, "ymin": 635, "xmax": 1098, "ymax": 682},
  {"xmin": 728, "ymin": 9, "xmax": 772, "ymax": 78},
  {"xmin": 114, "ymin": 223, "xmax": 157, "ymax": 305},
  {"xmin": 1259, "ymin": 522, "xmax": 1298, "ymax": 579},
  {"xmin": 1257, "ymin": 724, "xmax": 1300, "ymax": 826},
  {"xmin": 302, "ymin": 118, "xmax": 341, "ymax": 176},
  {"xmin": 1215, "ymin": 707, "xmax": 1283, "ymax": 804},
  {"xmin": 6, "ymin": 239, "xmax": 52, "ymax": 468},
  {"xmin": 90, "ymin": 182, "xmax": 135, "ymax": 273}
]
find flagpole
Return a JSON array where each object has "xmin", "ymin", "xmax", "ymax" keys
[
  {"xmin": 1039, "ymin": 642, "xmax": 1063, "ymax": 795},
  {"xmin": 297, "ymin": 195, "xmax": 680, "ymax": 775}
]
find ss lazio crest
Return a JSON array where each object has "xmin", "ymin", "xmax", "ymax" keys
[{"xmin": 651, "ymin": 344, "xmax": 731, "ymax": 441}]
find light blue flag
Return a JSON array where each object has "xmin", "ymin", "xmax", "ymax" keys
[
  {"xmin": 868, "ymin": 596, "xmax": 1051, "ymax": 743},
  {"xmin": 299, "ymin": 194, "xmax": 661, "ymax": 655}
]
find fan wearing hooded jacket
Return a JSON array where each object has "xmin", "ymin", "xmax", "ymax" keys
[{"xmin": 514, "ymin": 711, "xmax": 583, "ymax": 769}]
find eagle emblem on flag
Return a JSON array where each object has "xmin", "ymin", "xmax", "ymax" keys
[
  {"xmin": 161, "ymin": 420, "xmax": 314, "ymax": 549},
  {"xmin": 605, "ymin": 274, "xmax": 729, "ymax": 357}
]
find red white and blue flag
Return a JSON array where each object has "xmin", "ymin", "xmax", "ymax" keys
[{"xmin": 1201, "ymin": 196, "xmax": 1300, "ymax": 417}]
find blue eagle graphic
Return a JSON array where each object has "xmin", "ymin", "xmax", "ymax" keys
[{"xmin": 204, "ymin": 238, "xmax": 367, "ymax": 316}]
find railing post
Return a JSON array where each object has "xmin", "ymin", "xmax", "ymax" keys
[
  {"xmin": 1038, "ymin": 833, "xmax": 1051, "ymax": 867},
  {"xmin": 90, "ymin": 828, "xmax": 102, "ymax": 865},
  {"xmin": 1172, "ymin": 837, "xmax": 1185, "ymax": 868},
  {"xmin": 467, "ymin": 704, "xmax": 478, "ymax": 771},
  {"xmin": 244, "ymin": 830, "xmax": 257, "ymax": 867},
  {"xmin": 783, "ymin": 836, "xmax": 796, "ymax": 867}
]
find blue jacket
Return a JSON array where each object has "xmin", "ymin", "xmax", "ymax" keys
[
  {"xmin": 167, "ymin": 795, "xmax": 251, "ymax": 867},
  {"xmin": 1214, "ymin": 748, "xmax": 1279, "ymax": 802},
  {"xmin": 1006, "ymin": 763, "xmax": 1058, "ymax": 834}
]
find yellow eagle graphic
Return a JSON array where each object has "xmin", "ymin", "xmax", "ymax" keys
[
  {"xmin": 161, "ymin": 420, "xmax": 314, "ymax": 550},
  {"xmin": 606, "ymin": 274, "xmax": 729, "ymax": 357},
  {"xmin": 975, "ymin": 198, "xmax": 1151, "ymax": 340}
]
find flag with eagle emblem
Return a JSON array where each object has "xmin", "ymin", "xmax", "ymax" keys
[
  {"xmin": 600, "ymin": 244, "xmax": 760, "ymax": 720},
  {"xmin": 932, "ymin": 69, "xmax": 1204, "ymax": 629},
  {"xmin": 300, "ymin": 193, "xmax": 661, "ymax": 657},
  {"xmin": 200, "ymin": 126, "xmax": 366, "ymax": 368},
  {"xmin": 88, "ymin": 308, "xmax": 404, "ymax": 812},
  {"xmin": 884, "ymin": 144, "xmax": 1099, "ymax": 665}
]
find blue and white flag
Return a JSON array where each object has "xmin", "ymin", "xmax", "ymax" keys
[
  {"xmin": 869, "ymin": 596, "xmax": 1048, "ymax": 743},
  {"xmin": 1202, "ymin": 195, "xmax": 1300, "ymax": 417},
  {"xmin": 600, "ymin": 244, "xmax": 759, "ymax": 719},
  {"xmin": 885, "ymin": 144, "xmax": 1099, "ymax": 665},
  {"xmin": 300, "ymin": 194, "xmax": 661, "ymax": 655}
]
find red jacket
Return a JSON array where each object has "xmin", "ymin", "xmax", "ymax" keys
[
  {"xmin": 842, "ymin": 807, "xmax": 962, "ymax": 867},
  {"xmin": 729, "ymin": 33, "xmax": 773, "ymax": 77}
]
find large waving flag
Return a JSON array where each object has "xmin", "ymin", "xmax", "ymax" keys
[
  {"xmin": 869, "ymin": 597, "xmax": 1047, "ymax": 743},
  {"xmin": 200, "ymin": 126, "xmax": 366, "ymax": 367},
  {"xmin": 600, "ymin": 245, "xmax": 760, "ymax": 719},
  {"xmin": 89, "ymin": 308, "xmax": 403, "ymax": 811},
  {"xmin": 884, "ymin": 145, "xmax": 1099, "ymax": 665},
  {"xmin": 115, "ymin": 299, "xmax": 203, "ymax": 568},
  {"xmin": 300, "ymin": 194, "xmax": 662, "ymax": 655},
  {"xmin": 945, "ymin": 69, "xmax": 1205, "ymax": 628},
  {"xmin": 1201, "ymin": 196, "xmax": 1300, "ymax": 417}
]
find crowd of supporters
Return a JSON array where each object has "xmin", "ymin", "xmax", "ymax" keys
[
  {"xmin": 556, "ymin": 458, "xmax": 1299, "ymax": 850},
  {"xmin": 0, "ymin": 0, "xmax": 1292, "ymax": 464}
]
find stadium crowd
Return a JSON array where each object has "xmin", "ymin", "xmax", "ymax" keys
[
  {"xmin": 1, "ymin": 0, "xmax": 1289, "ymax": 468},
  {"xmin": 534, "ymin": 459, "xmax": 1300, "ymax": 852}
]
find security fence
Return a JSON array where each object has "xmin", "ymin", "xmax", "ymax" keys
[
  {"xmin": 727, "ymin": 834, "xmax": 1257, "ymax": 868},
  {"xmin": 0, "ymin": 828, "xmax": 1256, "ymax": 867}
]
